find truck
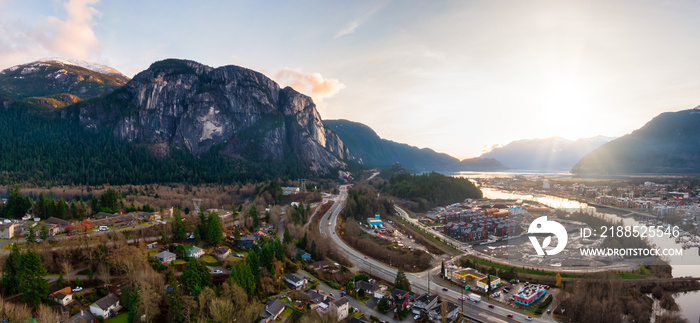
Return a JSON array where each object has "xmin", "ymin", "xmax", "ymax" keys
[{"xmin": 468, "ymin": 293, "xmax": 481, "ymax": 303}]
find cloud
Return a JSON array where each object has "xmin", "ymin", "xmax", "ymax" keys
[
  {"xmin": 274, "ymin": 68, "xmax": 346, "ymax": 109},
  {"xmin": 47, "ymin": 0, "xmax": 101, "ymax": 59},
  {"xmin": 335, "ymin": 20, "xmax": 361, "ymax": 39},
  {"xmin": 333, "ymin": 2, "xmax": 387, "ymax": 39},
  {"xmin": 0, "ymin": 0, "xmax": 100, "ymax": 70}
]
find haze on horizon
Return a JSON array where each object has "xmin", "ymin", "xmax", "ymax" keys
[{"xmin": 2, "ymin": 0, "xmax": 700, "ymax": 159}]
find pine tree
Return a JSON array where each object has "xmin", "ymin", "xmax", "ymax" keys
[
  {"xmin": 250, "ymin": 205, "xmax": 259, "ymax": 230},
  {"xmin": 19, "ymin": 249, "xmax": 49, "ymax": 306},
  {"xmin": 394, "ymin": 268, "xmax": 411, "ymax": 292},
  {"xmin": 172, "ymin": 208, "xmax": 186, "ymax": 240},
  {"xmin": 39, "ymin": 225, "xmax": 49, "ymax": 241},
  {"xmin": 2, "ymin": 244, "xmax": 22, "ymax": 294},
  {"xmin": 207, "ymin": 213, "xmax": 224, "ymax": 246},
  {"xmin": 26, "ymin": 226, "xmax": 36, "ymax": 244}
]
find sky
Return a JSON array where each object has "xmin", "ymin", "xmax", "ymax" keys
[{"xmin": 2, "ymin": 0, "xmax": 700, "ymax": 159}]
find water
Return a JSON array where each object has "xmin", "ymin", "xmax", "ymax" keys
[{"xmin": 477, "ymin": 187, "xmax": 700, "ymax": 321}]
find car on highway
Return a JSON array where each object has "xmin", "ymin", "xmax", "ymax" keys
[
  {"xmin": 488, "ymin": 305, "xmax": 494, "ymax": 308},
  {"xmin": 72, "ymin": 287, "xmax": 83, "ymax": 292},
  {"xmin": 526, "ymin": 316, "xmax": 532, "ymax": 321},
  {"xmin": 211, "ymin": 270, "xmax": 223, "ymax": 274},
  {"xmin": 506, "ymin": 314, "xmax": 513, "ymax": 318},
  {"xmin": 442, "ymin": 288, "xmax": 448, "ymax": 292},
  {"xmin": 364, "ymin": 256, "xmax": 367, "ymax": 259},
  {"xmin": 547, "ymin": 309, "xmax": 551, "ymax": 314},
  {"xmin": 458, "ymin": 296, "xmax": 464, "ymax": 300}
]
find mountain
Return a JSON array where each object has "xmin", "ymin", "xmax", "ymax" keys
[
  {"xmin": 572, "ymin": 108, "xmax": 700, "ymax": 174},
  {"xmin": 479, "ymin": 136, "xmax": 614, "ymax": 171},
  {"xmin": 0, "ymin": 58, "xmax": 129, "ymax": 106},
  {"xmin": 60, "ymin": 59, "xmax": 350, "ymax": 174},
  {"xmin": 323, "ymin": 119, "xmax": 508, "ymax": 172}
]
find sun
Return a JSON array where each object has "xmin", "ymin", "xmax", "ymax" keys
[{"xmin": 538, "ymin": 84, "xmax": 595, "ymax": 139}]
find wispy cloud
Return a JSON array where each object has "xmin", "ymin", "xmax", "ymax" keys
[
  {"xmin": 333, "ymin": 3, "xmax": 387, "ymax": 39},
  {"xmin": 274, "ymin": 68, "xmax": 346, "ymax": 110}
]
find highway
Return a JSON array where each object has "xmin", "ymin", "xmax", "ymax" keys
[{"xmin": 318, "ymin": 185, "xmax": 554, "ymax": 323}]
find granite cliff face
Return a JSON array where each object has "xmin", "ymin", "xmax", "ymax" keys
[{"xmin": 68, "ymin": 59, "xmax": 350, "ymax": 174}]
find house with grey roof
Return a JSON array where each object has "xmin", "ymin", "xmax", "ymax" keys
[
  {"xmin": 89, "ymin": 293, "xmax": 121, "ymax": 318},
  {"xmin": 153, "ymin": 250, "xmax": 176, "ymax": 264}
]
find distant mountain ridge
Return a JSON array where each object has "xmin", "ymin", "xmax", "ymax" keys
[
  {"xmin": 324, "ymin": 119, "xmax": 508, "ymax": 172},
  {"xmin": 572, "ymin": 108, "xmax": 700, "ymax": 174},
  {"xmin": 0, "ymin": 59, "xmax": 129, "ymax": 105},
  {"xmin": 480, "ymin": 136, "xmax": 614, "ymax": 171}
]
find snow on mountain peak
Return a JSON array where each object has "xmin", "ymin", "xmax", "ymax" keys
[{"xmin": 36, "ymin": 57, "xmax": 125, "ymax": 77}]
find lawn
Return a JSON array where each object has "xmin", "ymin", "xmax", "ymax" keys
[
  {"xmin": 173, "ymin": 259, "xmax": 188, "ymax": 265},
  {"xmin": 281, "ymin": 308, "xmax": 293, "ymax": 318},
  {"xmin": 146, "ymin": 250, "xmax": 159, "ymax": 257},
  {"xmin": 200, "ymin": 255, "xmax": 221, "ymax": 266},
  {"xmin": 106, "ymin": 312, "xmax": 129, "ymax": 323}
]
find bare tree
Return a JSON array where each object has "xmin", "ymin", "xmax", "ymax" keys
[
  {"xmin": 36, "ymin": 304, "xmax": 60, "ymax": 323},
  {"xmin": 210, "ymin": 298, "xmax": 236, "ymax": 323},
  {"xmin": 97, "ymin": 264, "xmax": 111, "ymax": 288},
  {"xmin": 135, "ymin": 281, "xmax": 161, "ymax": 322}
]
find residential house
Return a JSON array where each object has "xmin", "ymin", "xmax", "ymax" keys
[
  {"xmin": 330, "ymin": 297, "xmax": 350, "ymax": 321},
  {"xmin": 297, "ymin": 249, "xmax": 312, "ymax": 261},
  {"xmin": 186, "ymin": 246, "xmax": 204, "ymax": 259},
  {"xmin": 412, "ymin": 293, "xmax": 438, "ymax": 315},
  {"xmin": 309, "ymin": 260, "xmax": 333, "ymax": 271},
  {"xmin": 46, "ymin": 217, "xmax": 71, "ymax": 230},
  {"xmin": 68, "ymin": 310, "xmax": 97, "ymax": 323},
  {"xmin": 51, "ymin": 287, "xmax": 73, "ymax": 306},
  {"xmin": 0, "ymin": 222, "xmax": 16, "ymax": 239},
  {"xmin": 306, "ymin": 289, "xmax": 328, "ymax": 309},
  {"xmin": 285, "ymin": 273, "xmax": 308, "ymax": 290},
  {"xmin": 428, "ymin": 301, "xmax": 460, "ymax": 323},
  {"xmin": 389, "ymin": 289, "xmax": 410, "ymax": 309},
  {"xmin": 89, "ymin": 293, "xmax": 121, "ymax": 319},
  {"xmin": 19, "ymin": 222, "xmax": 38, "ymax": 236},
  {"xmin": 355, "ymin": 281, "xmax": 381, "ymax": 297},
  {"xmin": 153, "ymin": 251, "xmax": 177, "ymax": 264},
  {"xmin": 54, "ymin": 291, "xmax": 73, "ymax": 306},
  {"xmin": 237, "ymin": 236, "xmax": 256, "ymax": 249},
  {"xmin": 261, "ymin": 299, "xmax": 285, "ymax": 323},
  {"xmin": 211, "ymin": 247, "xmax": 231, "ymax": 260}
]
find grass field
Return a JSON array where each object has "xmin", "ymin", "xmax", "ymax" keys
[
  {"xmin": 106, "ymin": 312, "xmax": 129, "ymax": 323},
  {"xmin": 200, "ymin": 255, "xmax": 221, "ymax": 266}
]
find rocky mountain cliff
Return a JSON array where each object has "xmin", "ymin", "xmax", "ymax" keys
[
  {"xmin": 324, "ymin": 119, "xmax": 508, "ymax": 172},
  {"xmin": 480, "ymin": 136, "xmax": 614, "ymax": 171},
  {"xmin": 0, "ymin": 58, "xmax": 129, "ymax": 105},
  {"xmin": 572, "ymin": 108, "xmax": 700, "ymax": 174},
  {"xmin": 62, "ymin": 59, "xmax": 350, "ymax": 174}
]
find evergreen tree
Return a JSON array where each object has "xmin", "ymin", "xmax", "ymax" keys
[
  {"xmin": 2, "ymin": 244, "xmax": 22, "ymax": 294},
  {"xmin": 26, "ymin": 226, "xmax": 36, "ymax": 244},
  {"xmin": 207, "ymin": 212, "xmax": 224, "ymax": 246},
  {"xmin": 250, "ymin": 205, "xmax": 259, "ymax": 230},
  {"xmin": 172, "ymin": 208, "xmax": 186, "ymax": 240},
  {"xmin": 283, "ymin": 228, "xmax": 291, "ymax": 244},
  {"xmin": 377, "ymin": 296, "xmax": 390, "ymax": 312},
  {"xmin": 39, "ymin": 225, "xmax": 49, "ymax": 241},
  {"xmin": 19, "ymin": 249, "xmax": 49, "ymax": 306},
  {"xmin": 179, "ymin": 258, "xmax": 212, "ymax": 297},
  {"xmin": 394, "ymin": 268, "xmax": 411, "ymax": 292}
]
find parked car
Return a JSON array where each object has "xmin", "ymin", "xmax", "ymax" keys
[
  {"xmin": 212, "ymin": 270, "xmax": 223, "ymax": 274},
  {"xmin": 72, "ymin": 287, "xmax": 83, "ymax": 292},
  {"xmin": 547, "ymin": 309, "xmax": 552, "ymax": 314}
]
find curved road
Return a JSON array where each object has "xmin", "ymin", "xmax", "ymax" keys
[{"xmin": 319, "ymin": 185, "xmax": 554, "ymax": 323}]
